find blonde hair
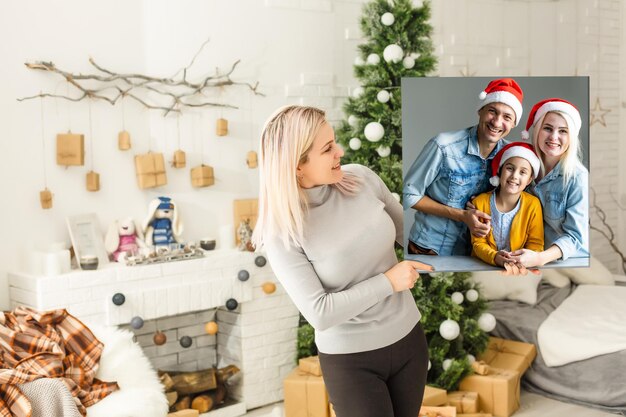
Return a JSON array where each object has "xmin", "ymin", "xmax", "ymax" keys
[
  {"xmin": 531, "ymin": 110, "xmax": 583, "ymax": 185},
  {"xmin": 252, "ymin": 105, "xmax": 360, "ymax": 250}
]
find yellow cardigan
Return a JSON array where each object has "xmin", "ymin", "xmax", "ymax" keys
[{"xmin": 471, "ymin": 191, "xmax": 544, "ymax": 266}]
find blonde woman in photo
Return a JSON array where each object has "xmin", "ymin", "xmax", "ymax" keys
[{"xmin": 252, "ymin": 105, "xmax": 433, "ymax": 417}]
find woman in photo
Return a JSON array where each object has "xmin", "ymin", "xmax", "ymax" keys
[{"xmin": 252, "ymin": 105, "xmax": 433, "ymax": 417}]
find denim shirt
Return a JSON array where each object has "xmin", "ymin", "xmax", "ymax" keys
[
  {"xmin": 530, "ymin": 161, "xmax": 589, "ymax": 260},
  {"xmin": 403, "ymin": 126, "xmax": 504, "ymax": 255}
]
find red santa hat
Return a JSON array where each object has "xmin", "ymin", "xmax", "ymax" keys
[
  {"xmin": 521, "ymin": 98, "xmax": 581, "ymax": 140},
  {"xmin": 477, "ymin": 78, "xmax": 524, "ymax": 126},
  {"xmin": 489, "ymin": 142, "xmax": 541, "ymax": 187}
]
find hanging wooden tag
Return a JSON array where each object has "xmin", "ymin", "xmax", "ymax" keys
[
  {"xmin": 40, "ymin": 189, "xmax": 53, "ymax": 209},
  {"xmin": 216, "ymin": 118, "xmax": 228, "ymax": 136},
  {"xmin": 191, "ymin": 164, "xmax": 214, "ymax": 188},
  {"xmin": 56, "ymin": 132, "xmax": 85, "ymax": 166},
  {"xmin": 118, "ymin": 131, "xmax": 131, "ymax": 150},
  {"xmin": 86, "ymin": 171, "xmax": 100, "ymax": 191},
  {"xmin": 246, "ymin": 150, "xmax": 258, "ymax": 169},
  {"xmin": 135, "ymin": 152, "xmax": 167, "ymax": 189},
  {"xmin": 172, "ymin": 149, "xmax": 186, "ymax": 168}
]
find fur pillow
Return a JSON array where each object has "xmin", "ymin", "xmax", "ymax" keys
[
  {"xmin": 541, "ymin": 268, "xmax": 571, "ymax": 288},
  {"xmin": 86, "ymin": 325, "xmax": 168, "ymax": 417},
  {"xmin": 470, "ymin": 270, "xmax": 542, "ymax": 305},
  {"xmin": 558, "ymin": 255, "xmax": 615, "ymax": 286}
]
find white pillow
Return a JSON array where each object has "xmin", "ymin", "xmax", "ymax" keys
[
  {"xmin": 541, "ymin": 268, "xmax": 571, "ymax": 288},
  {"xmin": 558, "ymin": 255, "xmax": 615, "ymax": 286},
  {"xmin": 470, "ymin": 270, "xmax": 542, "ymax": 305}
]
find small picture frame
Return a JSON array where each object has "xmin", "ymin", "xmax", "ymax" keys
[{"xmin": 66, "ymin": 213, "xmax": 109, "ymax": 269}]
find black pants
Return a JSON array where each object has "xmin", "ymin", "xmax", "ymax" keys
[{"xmin": 318, "ymin": 322, "xmax": 429, "ymax": 417}]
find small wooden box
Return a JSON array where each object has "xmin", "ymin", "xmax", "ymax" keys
[
  {"xmin": 172, "ymin": 150, "xmax": 186, "ymax": 168},
  {"xmin": 135, "ymin": 152, "xmax": 167, "ymax": 189},
  {"xmin": 118, "ymin": 130, "xmax": 131, "ymax": 150},
  {"xmin": 86, "ymin": 171, "xmax": 100, "ymax": 192},
  {"xmin": 56, "ymin": 133, "xmax": 84, "ymax": 166},
  {"xmin": 40, "ymin": 189, "xmax": 52, "ymax": 209},
  {"xmin": 216, "ymin": 118, "xmax": 228, "ymax": 136},
  {"xmin": 191, "ymin": 164, "xmax": 214, "ymax": 187}
]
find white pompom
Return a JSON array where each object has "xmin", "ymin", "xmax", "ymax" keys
[
  {"xmin": 377, "ymin": 90, "xmax": 390, "ymax": 103},
  {"xmin": 466, "ymin": 289, "xmax": 479, "ymax": 302},
  {"xmin": 439, "ymin": 319, "xmax": 460, "ymax": 340},
  {"xmin": 383, "ymin": 44, "xmax": 404, "ymax": 63},
  {"xmin": 478, "ymin": 313, "xmax": 497, "ymax": 332},
  {"xmin": 352, "ymin": 86, "xmax": 364, "ymax": 98},
  {"xmin": 467, "ymin": 354, "xmax": 476, "ymax": 365},
  {"xmin": 479, "ymin": 91, "xmax": 487, "ymax": 100},
  {"xmin": 489, "ymin": 176, "xmax": 500, "ymax": 187},
  {"xmin": 354, "ymin": 56, "xmax": 365, "ymax": 66},
  {"xmin": 367, "ymin": 53, "xmax": 381, "ymax": 65},
  {"xmin": 521, "ymin": 130, "xmax": 530, "ymax": 140},
  {"xmin": 376, "ymin": 145, "xmax": 391, "ymax": 157},
  {"xmin": 451, "ymin": 292, "xmax": 464, "ymax": 305},
  {"xmin": 402, "ymin": 56, "xmax": 415, "ymax": 69},
  {"xmin": 364, "ymin": 122, "xmax": 384, "ymax": 142},
  {"xmin": 381, "ymin": 12, "xmax": 395, "ymax": 26},
  {"xmin": 442, "ymin": 358, "xmax": 453, "ymax": 371},
  {"xmin": 349, "ymin": 138, "xmax": 362, "ymax": 150},
  {"xmin": 391, "ymin": 192, "xmax": 400, "ymax": 202},
  {"xmin": 348, "ymin": 115, "xmax": 359, "ymax": 127}
]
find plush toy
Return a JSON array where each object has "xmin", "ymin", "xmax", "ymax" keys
[
  {"xmin": 105, "ymin": 217, "xmax": 148, "ymax": 263},
  {"xmin": 143, "ymin": 196, "xmax": 183, "ymax": 247}
]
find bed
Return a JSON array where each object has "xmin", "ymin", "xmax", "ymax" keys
[{"xmin": 487, "ymin": 279, "xmax": 626, "ymax": 415}]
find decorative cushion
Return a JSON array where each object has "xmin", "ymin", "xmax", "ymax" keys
[
  {"xmin": 541, "ymin": 268, "xmax": 571, "ymax": 288},
  {"xmin": 558, "ymin": 255, "xmax": 615, "ymax": 286},
  {"xmin": 470, "ymin": 270, "xmax": 542, "ymax": 305},
  {"xmin": 86, "ymin": 325, "xmax": 168, "ymax": 417}
]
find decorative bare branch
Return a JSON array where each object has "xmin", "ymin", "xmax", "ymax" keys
[
  {"xmin": 589, "ymin": 187, "xmax": 626, "ymax": 274},
  {"xmin": 17, "ymin": 39, "xmax": 264, "ymax": 116}
]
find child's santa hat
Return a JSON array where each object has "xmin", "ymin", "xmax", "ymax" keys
[
  {"xmin": 477, "ymin": 78, "xmax": 524, "ymax": 126},
  {"xmin": 521, "ymin": 98, "xmax": 581, "ymax": 140},
  {"xmin": 489, "ymin": 142, "xmax": 541, "ymax": 187}
]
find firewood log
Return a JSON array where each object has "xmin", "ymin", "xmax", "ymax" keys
[
  {"xmin": 158, "ymin": 369, "xmax": 218, "ymax": 395},
  {"xmin": 191, "ymin": 395, "xmax": 213, "ymax": 413},
  {"xmin": 173, "ymin": 395, "xmax": 191, "ymax": 411},
  {"xmin": 166, "ymin": 391, "xmax": 178, "ymax": 407}
]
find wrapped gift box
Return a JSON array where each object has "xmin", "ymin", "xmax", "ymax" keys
[
  {"xmin": 330, "ymin": 403, "xmax": 336, "ymax": 417},
  {"xmin": 299, "ymin": 355, "xmax": 322, "ymax": 377},
  {"xmin": 284, "ymin": 367, "xmax": 330, "ymax": 417},
  {"xmin": 457, "ymin": 414, "xmax": 492, "ymax": 417},
  {"xmin": 447, "ymin": 391, "xmax": 479, "ymax": 414},
  {"xmin": 423, "ymin": 385, "xmax": 448, "ymax": 406},
  {"xmin": 459, "ymin": 367, "xmax": 520, "ymax": 417},
  {"xmin": 56, "ymin": 133, "xmax": 85, "ymax": 166},
  {"xmin": 191, "ymin": 164, "xmax": 214, "ymax": 188},
  {"xmin": 419, "ymin": 405, "xmax": 457, "ymax": 417},
  {"xmin": 135, "ymin": 152, "xmax": 167, "ymax": 189},
  {"xmin": 478, "ymin": 337, "xmax": 536, "ymax": 375}
]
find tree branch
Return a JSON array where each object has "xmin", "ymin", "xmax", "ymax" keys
[{"xmin": 590, "ymin": 187, "xmax": 626, "ymax": 274}]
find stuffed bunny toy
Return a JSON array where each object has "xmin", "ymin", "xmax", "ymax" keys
[
  {"xmin": 143, "ymin": 196, "xmax": 183, "ymax": 247},
  {"xmin": 105, "ymin": 217, "xmax": 148, "ymax": 263}
]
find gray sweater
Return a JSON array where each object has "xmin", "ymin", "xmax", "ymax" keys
[{"xmin": 265, "ymin": 164, "xmax": 421, "ymax": 354}]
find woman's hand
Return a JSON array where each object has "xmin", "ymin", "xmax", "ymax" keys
[
  {"xmin": 385, "ymin": 260, "xmax": 434, "ymax": 292},
  {"xmin": 508, "ymin": 249, "xmax": 544, "ymax": 268}
]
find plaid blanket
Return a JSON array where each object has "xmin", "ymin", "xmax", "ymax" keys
[{"xmin": 0, "ymin": 307, "xmax": 119, "ymax": 417}]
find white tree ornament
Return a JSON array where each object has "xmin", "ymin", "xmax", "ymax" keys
[
  {"xmin": 364, "ymin": 122, "xmax": 384, "ymax": 142},
  {"xmin": 478, "ymin": 313, "xmax": 497, "ymax": 332},
  {"xmin": 439, "ymin": 319, "xmax": 460, "ymax": 340},
  {"xmin": 381, "ymin": 12, "xmax": 395, "ymax": 26},
  {"xmin": 349, "ymin": 138, "xmax": 362, "ymax": 150},
  {"xmin": 383, "ymin": 44, "xmax": 404, "ymax": 63},
  {"xmin": 466, "ymin": 289, "xmax": 479, "ymax": 302},
  {"xmin": 442, "ymin": 358, "xmax": 453, "ymax": 371},
  {"xmin": 367, "ymin": 53, "xmax": 381, "ymax": 65},
  {"xmin": 467, "ymin": 354, "xmax": 476, "ymax": 364},
  {"xmin": 451, "ymin": 291, "xmax": 464, "ymax": 305},
  {"xmin": 348, "ymin": 115, "xmax": 359, "ymax": 127},
  {"xmin": 402, "ymin": 56, "xmax": 415, "ymax": 69},
  {"xmin": 376, "ymin": 145, "xmax": 391, "ymax": 157},
  {"xmin": 354, "ymin": 56, "xmax": 365, "ymax": 66},
  {"xmin": 377, "ymin": 90, "xmax": 390, "ymax": 103},
  {"xmin": 352, "ymin": 86, "xmax": 364, "ymax": 98},
  {"xmin": 428, "ymin": 359, "xmax": 432, "ymax": 371}
]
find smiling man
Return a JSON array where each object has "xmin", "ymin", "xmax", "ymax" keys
[{"xmin": 403, "ymin": 78, "xmax": 524, "ymax": 256}]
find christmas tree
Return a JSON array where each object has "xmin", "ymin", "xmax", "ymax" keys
[{"xmin": 336, "ymin": 0, "xmax": 436, "ymax": 195}]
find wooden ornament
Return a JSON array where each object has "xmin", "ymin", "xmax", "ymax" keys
[
  {"xmin": 56, "ymin": 132, "xmax": 85, "ymax": 166},
  {"xmin": 135, "ymin": 152, "xmax": 167, "ymax": 189},
  {"xmin": 216, "ymin": 118, "xmax": 228, "ymax": 136},
  {"xmin": 153, "ymin": 330, "xmax": 167, "ymax": 345},
  {"xmin": 39, "ymin": 189, "xmax": 53, "ymax": 209},
  {"xmin": 204, "ymin": 321, "xmax": 218, "ymax": 335},
  {"xmin": 246, "ymin": 150, "xmax": 258, "ymax": 169},
  {"xmin": 190, "ymin": 164, "xmax": 214, "ymax": 188},
  {"xmin": 172, "ymin": 149, "xmax": 186, "ymax": 168},
  {"xmin": 262, "ymin": 282, "xmax": 276, "ymax": 295},
  {"xmin": 118, "ymin": 130, "xmax": 131, "ymax": 150},
  {"xmin": 86, "ymin": 171, "xmax": 100, "ymax": 191}
]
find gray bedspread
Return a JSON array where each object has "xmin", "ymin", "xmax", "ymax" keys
[{"xmin": 488, "ymin": 281, "xmax": 626, "ymax": 415}]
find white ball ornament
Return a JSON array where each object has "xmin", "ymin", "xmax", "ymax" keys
[
  {"xmin": 377, "ymin": 90, "xmax": 391, "ymax": 103},
  {"xmin": 478, "ymin": 313, "xmax": 497, "ymax": 332},
  {"xmin": 442, "ymin": 359, "xmax": 453, "ymax": 371},
  {"xmin": 402, "ymin": 56, "xmax": 415, "ymax": 69},
  {"xmin": 352, "ymin": 86, "xmax": 364, "ymax": 98},
  {"xmin": 428, "ymin": 360, "xmax": 431, "ymax": 371},
  {"xmin": 367, "ymin": 53, "xmax": 381, "ymax": 65},
  {"xmin": 354, "ymin": 56, "xmax": 365, "ymax": 66},
  {"xmin": 364, "ymin": 122, "xmax": 384, "ymax": 142},
  {"xmin": 349, "ymin": 138, "xmax": 362, "ymax": 150},
  {"xmin": 439, "ymin": 319, "xmax": 460, "ymax": 341},
  {"xmin": 348, "ymin": 115, "xmax": 358, "ymax": 127},
  {"xmin": 391, "ymin": 192, "xmax": 400, "ymax": 202},
  {"xmin": 466, "ymin": 289, "xmax": 479, "ymax": 302},
  {"xmin": 381, "ymin": 12, "xmax": 395, "ymax": 26},
  {"xmin": 467, "ymin": 354, "xmax": 476, "ymax": 364},
  {"xmin": 383, "ymin": 44, "xmax": 404, "ymax": 63},
  {"xmin": 376, "ymin": 145, "xmax": 391, "ymax": 157},
  {"xmin": 451, "ymin": 291, "xmax": 464, "ymax": 305}
]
